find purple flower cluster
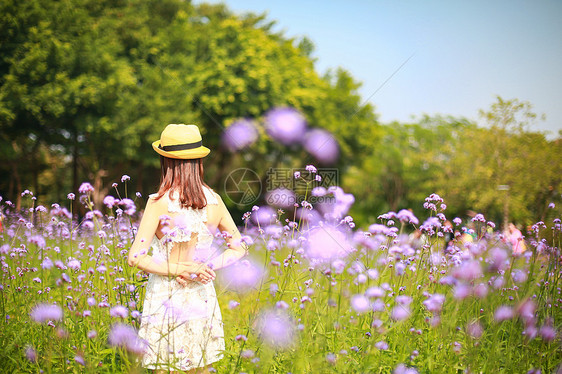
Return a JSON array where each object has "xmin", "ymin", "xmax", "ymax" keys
[
  {"xmin": 222, "ymin": 106, "xmax": 340, "ymax": 164},
  {"xmin": 222, "ymin": 119, "xmax": 259, "ymax": 152},
  {"xmin": 265, "ymin": 107, "xmax": 307, "ymax": 145},
  {"xmin": 118, "ymin": 198, "xmax": 136, "ymax": 216},
  {"xmin": 108, "ymin": 323, "xmax": 147, "ymax": 355},
  {"xmin": 1, "ymin": 170, "xmax": 559, "ymax": 372},
  {"xmin": 423, "ymin": 293, "xmax": 445, "ymax": 313},
  {"xmin": 305, "ymin": 225, "xmax": 352, "ymax": 262},
  {"xmin": 31, "ymin": 303, "xmax": 63, "ymax": 323},
  {"xmin": 220, "ymin": 258, "xmax": 264, "ymax": 292},
  {"xmin": 78, "ymin": 182, "xmax": 94, "ymax": 194},
  {"xmin": 302, "ymin": 128, "xmax": 339, "ymax": 164},
  {"xmin": 255, "ymin": 309, "xmax": 296, "ymax": 349}
]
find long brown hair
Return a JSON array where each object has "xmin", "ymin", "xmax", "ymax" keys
[{"xmin": 155, "ymin": 156, "xmax": 208, "ymax": 209}]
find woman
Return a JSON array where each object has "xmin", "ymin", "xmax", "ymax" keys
[
  {"xmin": 505, "ymin": 222, "xmax": 526, "ymax": 256},
  {"xmin": 128, "ymin": 124, "xmax": 248, "ymax": 373}
]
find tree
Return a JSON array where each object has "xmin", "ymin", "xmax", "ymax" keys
[
  {"xmin": 0, "ymin": 0, "xmax": 137, "ymax": 208},
  {"xmin": 437, "ymin": 96, "xmax": 561, "ymax": 226},
  {"xmin": 0, "ymin": 0, "xmax": 380, "ymax": 218},
  {"xmin": 345, "ymin": 115, "xmax": 472, "ymax": 224}
]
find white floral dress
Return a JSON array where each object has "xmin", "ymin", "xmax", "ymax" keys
[{"xmin": 138, "ymin": 186, "xmax": 225, "ymax": 371}]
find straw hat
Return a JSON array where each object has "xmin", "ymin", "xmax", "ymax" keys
[{"xmin": 152, "ymin": 124, "xmax": 210, "ymax": 159}]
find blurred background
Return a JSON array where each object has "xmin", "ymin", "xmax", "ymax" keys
[{"xmin": 1, "ymin": 0, "xmax": 561, "ymax": 229}]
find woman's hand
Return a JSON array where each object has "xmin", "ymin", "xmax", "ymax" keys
[{"xmin": 176, "ymin": 261, "xmax": 216, "ymax": 285}]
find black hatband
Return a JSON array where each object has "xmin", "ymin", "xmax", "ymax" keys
[{"xmin": 159, "ymin": 140, "xmax": 202, "ymax": 151}]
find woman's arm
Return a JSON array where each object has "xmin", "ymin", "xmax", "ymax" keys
[{"xmin": 206, "ymin": 194, "xmax": 248, "ymax": 271}]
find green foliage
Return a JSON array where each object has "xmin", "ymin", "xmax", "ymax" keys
[
  {"xmin": 436, "ymin": 97, "xmax": 562, "ymax": 226},
  {"xmin": 0, "ymin": 0, "xmax": 376, "ymax": 214},
  {"xmin": 0, "ymin": 1, "xmax": 560, "ymax": 231},
  {"xmin": 347, "ymin": 98, "xmax": 561, "ymax": 229},
  {"xmin": 347, "ymin": 115, "xmax": 474, "ymax": 225}
]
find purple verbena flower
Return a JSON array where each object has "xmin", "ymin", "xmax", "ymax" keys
[
  {"xmin": 266, "ymin": 188, "xmax": 296, "ymax": 209},
  {"xmin": 305, "ymin": 164, "xmax": 317, "ymax": 173},
  {"xmin": 494, "ymin": 306, "xmax": 514, "ymax": 322},
  {"xmin": 311, "ymin": 187, "xmax": 327, "ymax": 197},
  {"xmin": 326, "ymin": 353, "xmax": 336, "ymax": 364},
  {"xmin": 305, "ymin": 225, "xmax": 352, "ymax": 261},
  {"xmin": 421, "ymin": 217, "xmax": 441, "ymax": 231},
  {"xmin": 467, "ymin": 320, "xmax": 483, "ymax": 339},
  {"xmin": 29, "ymin": 235, "xmax": 46, "ymax": 249},
  {"xmin": 391, "ymin": 305, "xmax": 411, "ymax": 321},
  {"xmin": 472, "ymin": 213, "xmax": 486, "ymax": 223},
  {"xmin": 108, "ymin": 323, "xmax": 147, "ymax": 355},
  {"xmin": 103, "ymin": 196, "xmax": 116, "ymax": 209},
  {"xmin": 250, "ymin": 205, "xmax": 276, "ymax": 226},
  {"xmin": 396, "ymin": 295, "xmax": 412, "ymax": 306},
  {"xmin": 222, "ymin": 119, "xmax": 259, "ymax": 152},
  {"xmin": 303, "ymin": 129, "xmax": 339, "ymax": 164},
  {"xmin": 423, "ymin": 293, "xmax": 445, "ymax": 313},
  {"xmin": 366, "ymin": 287, "xmax": 385, "ymax": 298},
  {"xmin": 74, "ymin": 355, "xmax": 86, "ymax": 366},
  {"xmin": 110, "ymin": 305, "xmax": 128, "ymax": 318},
  {"xmin": 394, "ymin": 363, "xmax": 419, "ymax": 374},
  {"xmin": 396, "ymin": 209, "xmax": 419, "ymax": 225},
  {"xmin": 539, "ymin": 324, "xmax": 556, "ymax": 341},
  {"xmin": 453, "ymin": 283, "xmax": 471, "ymax": 300},
  {"xmin": 517, "ymin": 299, "xmax": 536, "ymax": 324},
  {"xmin": 25, "ymin": 346, "xmax": 37, "ymax": 362},
  {"xmin": 453, "ymin": 260, "xmax": 483, "ymax": 281},
  {"xmin": 368, "ymin": 224, "xmax": 391, "ymax": 236},
  {"xmin": 375, "ymin": 341, "xmax": 389, "ymax": 350},
  {"xmin": 67, "ymin": 259, "xmax": 81, "ymax": 270},
  {"xmin": 31, "ymin": 303, "xmax": 63, "ymax": 323},
  {"xmin": 255, "ymin": 309, "xmax": 296, "ymax": 349},
  {"xmin": 265, "ymin": 107, "xmax": 307, "ymax": 145},
  {"xmin": 78, "ymin": 182, "xmax": 94, "ymax": 194},
  {"xmin": 220, "ymin": 258, "xmax": 264, "ymax": 292},
  {"xmin": 350, "ymin": 294, "xmax": 370, "ymax": 314}
]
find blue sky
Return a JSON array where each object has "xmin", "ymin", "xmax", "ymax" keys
[{"xmin": 197, "ymin": 0, "xmax": 562, "ymax": 137}]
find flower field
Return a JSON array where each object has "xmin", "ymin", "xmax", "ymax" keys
[{"xmin": 0, "ymin": 173, "xmax": 560, "ymax": 373}]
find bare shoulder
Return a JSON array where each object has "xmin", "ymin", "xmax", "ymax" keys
[
  {"xmin": 146, "ymin": 192, "xmax": 168, "ymax": 210},
  {"xmin": 213, "ymin": 191, "xmax": 224, "ymax": 205},
  {"xmin": 147, "ymin": 191, "xmax": 162, "ymax": 202}
]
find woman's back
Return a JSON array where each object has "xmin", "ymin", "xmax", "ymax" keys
[{"xmin": 150, "ymin": 185, "xmax": 222, "ymax": 264}]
